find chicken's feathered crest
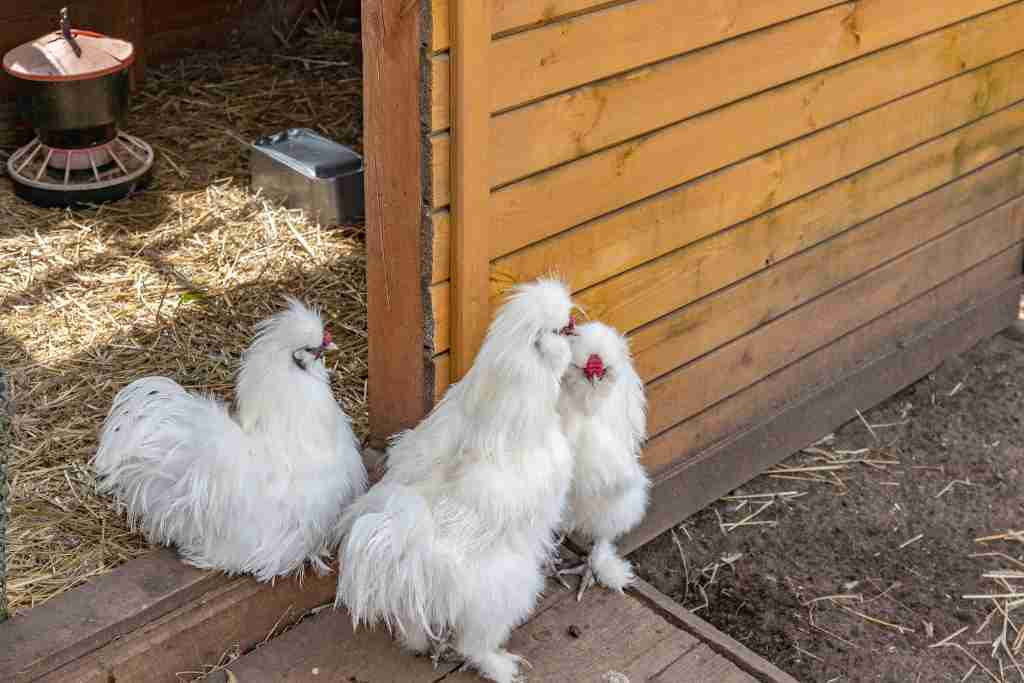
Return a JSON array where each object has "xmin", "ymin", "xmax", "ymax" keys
[
  {"xmin": 386, "ymin": 278, "xmax": 575, "ymax": 479},
  {"xmin": 566, "ymin": 321, "xmax": 646, "ymax": 452}
]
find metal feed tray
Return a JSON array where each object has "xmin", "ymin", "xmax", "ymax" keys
[{"xmin": 250, "ymin": 128, "xmax": 364, "ymax": 223}]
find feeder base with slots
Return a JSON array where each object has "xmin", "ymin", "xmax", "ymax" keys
[{"xmin": 6, "ymin": 131, "xmax": 154, "ymax": 208}]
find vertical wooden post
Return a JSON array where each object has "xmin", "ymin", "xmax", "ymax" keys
[
  {"xmin": 365, "ymin": 0, "xmax": 428, "ymax": 446},
  {"xmin": 450, "ymin": 0, "xmax": 491, "ymax": 380}
]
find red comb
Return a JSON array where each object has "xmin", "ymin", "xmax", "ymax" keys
[
  {"xmin": 584, "ymin": 353, "xmax": 605, "ymax": 380},
  {"xmin": 322, "ymin": 330, "xmax": 333, "ymax": 346}
]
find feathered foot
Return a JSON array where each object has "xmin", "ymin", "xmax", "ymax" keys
[
  {"xmin": 556, "ymin": 562, "xmax": 596, "ymax": 602},
  {"xmin": 558, "ymin": 539, "xmax": 634, "ymax": 602}
]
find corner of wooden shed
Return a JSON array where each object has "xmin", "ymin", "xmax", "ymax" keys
[{"xmin": 366, "ymin": 0, "xmax": 1024, "ymax": 543}]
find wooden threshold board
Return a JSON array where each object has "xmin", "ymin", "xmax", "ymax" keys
[
  {"xmin": 212, "ymin": 575, "xmax": 799, "ymax": 683},
  {"xmin": 0, "ymin": 550, "xmax": 337, "ymax": 683},
  {"xmin": 619, "ymin": 274, "xmax": 1023, "ymax": 555}
]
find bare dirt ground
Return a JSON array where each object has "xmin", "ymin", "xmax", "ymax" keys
[{"xmin": 633, "ymin": 327, "xmax": 1024, "ymax": 683}]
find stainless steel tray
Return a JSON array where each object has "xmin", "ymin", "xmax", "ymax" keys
[{"xmin": 250, "ymin": 128, "xmax": 364, "ymax": 223}]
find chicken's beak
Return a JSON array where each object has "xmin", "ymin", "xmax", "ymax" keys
[{"xmin": 323, "ymin": 341, "xmax": 339, "ymax": 354}]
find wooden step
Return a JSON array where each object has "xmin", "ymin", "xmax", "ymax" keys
[{"xmin": 214, "ymin": 577, "xmax": 798, "ymax": 683}]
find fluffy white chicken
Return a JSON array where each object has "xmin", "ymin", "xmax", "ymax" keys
[
  {"xmin": 556, "ymin": 321, "xmax": 649, "ymax": 601},
  {"xmin": 92, "ymin": 298, "xmax": 367, "ymax": 582},
  {"xmin": 335, "ymin": 278, "xmax": 578, "ymax": 683}
]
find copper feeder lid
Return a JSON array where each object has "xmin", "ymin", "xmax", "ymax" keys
[{"xmin": 3, "ymin": 10, "xmax": 134, "ymax": 83}]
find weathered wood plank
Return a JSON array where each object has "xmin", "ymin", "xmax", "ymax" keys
[
  {"xmin": 443, "ymin": 586, "xmax": 700, "ymax": 683},
  {"xmin": 187, "ymin": 605, "xmax": 449, "ymax": 682},
  {"xmin": 429, "ymin": 86, "xmax": 1024, "ymax": 356},
  {"xmin": 430, "ymin": 2, "xmax": 1024, "ymax": 205},
  {"xmin": 364, "ymin": 0, "xmax": 430, "ymax": 445},
  {"xmin": 483, "ymin": 48, "xmax": 1024, "ymax": 258},
  {"xmin": 644, "ymin": 193, "xmax": 1024, "ymax": 439},
  {"xmin": 651, "ymin": 645, "xmax": 757, "ymax": 683},
  {"xmin": 40, "ymin": 569, "xmax": 338, "ymax": 683},
  {"xmin": 449, "ymin": 0, "xmax": 492, "ymax": 379},
  {"xmin": 0, "ymin": 550, "xmax": 226, "ymax": 682},
  {"xmin": 621, "ymin": 272, "xmax": 1023, "ymax": 552},
  {"xmin": 630, "ymin": 151, "xmax": 1024, "ymax": 388},
  {"xmin": 428, "ymin": 0, "xmax": 840, "ymax": 131},
  {"xmin": 630, "ymin": 579, "xmax": 802, "ymax": 683},
  {"xmin": 221, "ymin": 570, "xmax": 762, "ymax": 683}
]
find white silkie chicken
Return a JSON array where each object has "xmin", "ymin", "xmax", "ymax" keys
[
  {"xmin": 556, "ymin": 321, "xmax": 649, "ymax": 601},
  {"xmin": 335, "ymin": 278, "xmax": 578, "ymax": 683},
  {"xmin": 92, "ymin": 298, "xmax": 367, "ymax": 582}
]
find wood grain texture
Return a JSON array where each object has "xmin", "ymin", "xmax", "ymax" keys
[
  {"xmin": 622, "ymin": 273, "xmax": 1023, "ymax": 552},
  {"xmin": 449, "ymin": 0, "xmax": 492, "ymax": 379},
  {"xmin": 190, "ymin": 605, "xmax": 452, "ymax": 682},
  {"xmin": 443, "ymin": 586, "xmax": 701, "ymax": 683},
  {"xmin": 430, "ymin": 2, "xmax": 1024, "ymax": 205},
  {"xmin": 428, "ymin": 0, "xmax": 839, "ymax": 131},
  {"xmin": 220, "ymin": 568, "xmax": 778, "ymax": 683},
  {"xmin": 628, "ymin": 150, "xmax": 1024, "ymax": 387},
  {"xmin": 428, "ymin": 56, "xmax": 1024, "ymax": 355},
  {"xmin": 431, "ymin": 122, "xmax": 1024, "ymax": 401},
  {"xmin": 38, "ymin": 569, "xmax": 337, "ymax": 683},
  {"xmin": 483, "ymin": 48, "xmax": 1024, "ymax": 260},
  {"xmin": 485, "ymin": 94, "xmax": 1024, "ymax": 300},
  {"xmin": 0, "ymin": 549, "xmax": 226, "ymax": 682},
  {"xmin": 364, "ymin": 0, "xmax": 429, "ymax": 445},
  {"xmin": 430, "ymin": 0, "xmax": 619, "ymax": 51},
  {"xmin": 630, "ymin": 578, "xmax": 801, "ymax": 683},
  {"xmin": 644, "ymin": 193, "xmax": 1024, "ymax": 439}
]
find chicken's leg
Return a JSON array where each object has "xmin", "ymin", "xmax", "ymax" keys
[
  {"xmin": 544, "ymin": 532, "xmax": 571, "ymax": 588},
  {"xmin": 557, "ymin": 538, "xmax": 634, "ymax": 601}
]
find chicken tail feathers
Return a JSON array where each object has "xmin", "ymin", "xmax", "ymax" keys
[
  {"xmin": 92, "ymin": 376, "xmax": 247, "ymax": 548},
  {"xmin": 335, "ymin": 483, "xmax": 458, "ymax": 641}
]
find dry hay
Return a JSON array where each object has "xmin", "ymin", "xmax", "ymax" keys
[{"xmin": 0, "ymin": 18, "xmax": 365, "ymax": 613}]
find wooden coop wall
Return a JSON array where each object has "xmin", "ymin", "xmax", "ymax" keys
[{"xmin": 369, "ymin": 0, "xmax": 1024, "ymax": 527}]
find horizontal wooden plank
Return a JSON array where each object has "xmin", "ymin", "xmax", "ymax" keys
[
  {"xmin": 429, "ymin": 88, "xmax": 1024, "ymax": 355},
  {"xmin": 430, "ymin": 2, "xmax": 1024, "ymax": 206},
  {"xmin": 180, "ymin": 601, "xmax": 451, "ymax": 682},
  {"xmin": 483, "ymin": 47, "xmax": 1024, "ymax": 256},
  {"xmin": 38, "ymin": 567, "xmax": 337, "ymax": 682},
  {"xmin": 443, "ymin": 584, "xmax": 700, "ymax": 683},
  {"xmin": 432, "ymin": 87, "xmax": 1024, "ymax": 290},
  {"xmin": 482, "ymin": 87, "xmax": 1024, "ymax": 295},
  {"xmin": 651, "ymin": 645, "xmax": 755, "ymax": 683},
  {"xmin": 429, "ymin": 0, "xmax": 840, "ymax": 131},
  {"xmin": 638, "ymin": 245, "xmax": 1023, "ymax": 478},
  {"xmin": 622, "ymin": 270, "xmax": 1023, "ymax": 552},
  {"xmin": 434, "ymin": 198, "xmax": 1024, "ymax": 405},
  {"xmin": 631, "ymin": 579, "xmax": 801, "ymax": 683},
  {"xmin": 430, "ymin": 0, "xmax": 618, "ymax": 51},
  {"xmin": 0, "ymin": 550, "xmax": 227, "ymax": 682},
  {"xmin": 629, "ymin": 149, "xmax": 1024, "ymax": 385},
  {"xmin": 645, "ymin": 193, "xmax": 1024, "ymax": 438}
]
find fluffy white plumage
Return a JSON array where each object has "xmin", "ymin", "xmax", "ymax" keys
[
  {"xmin": 92, "ymin": 298, "xmax": 367, "ymax": 582},
  {"xmin": 557, "ymin": 321, "xmax": 649, "ymax": 599},
  {"xmin": 335, "ymin": 278, "xmax": 578, "ymax": 683}
]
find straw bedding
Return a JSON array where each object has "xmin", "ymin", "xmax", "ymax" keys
[{"xmin": 0, "ymin": 18, "xmax": 365, "ymax": 613}]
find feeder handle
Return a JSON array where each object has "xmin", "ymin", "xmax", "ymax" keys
[{"xmin": 59, "ymin": 8, "xmax": 82, "ymax": 58}]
